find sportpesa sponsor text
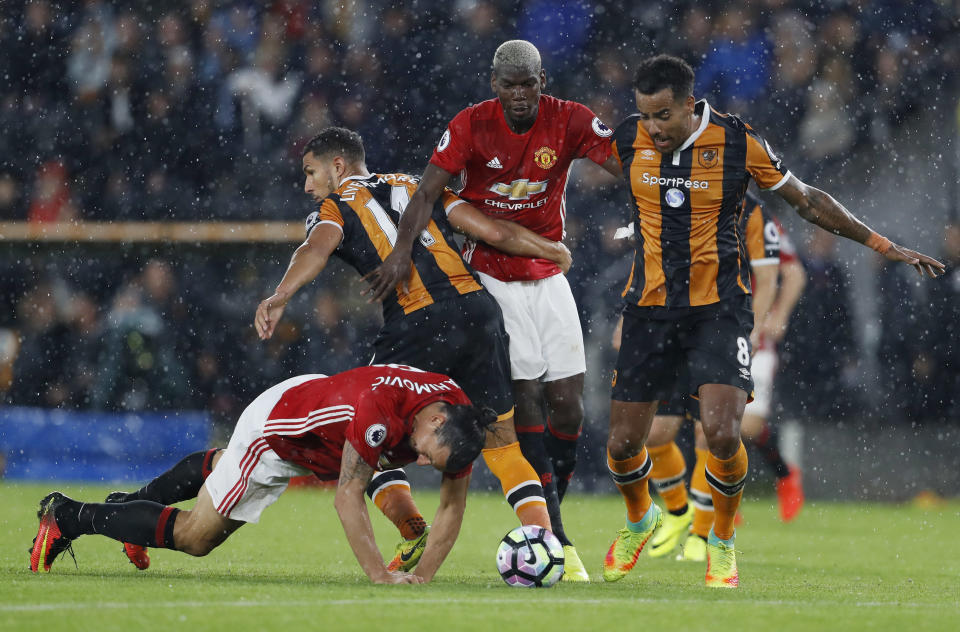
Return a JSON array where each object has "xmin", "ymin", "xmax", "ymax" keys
[{"xmin": 640, "ymin": 173, "xmax": 710, "ymax": 189}]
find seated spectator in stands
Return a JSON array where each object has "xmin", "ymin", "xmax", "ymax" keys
[
  {"xmin": 225, "ymin": 25, "xmax": 301, "ymax": 152},
  {"xmin": 0, "ymin": 171, "xmax": 24, "ymax": 219},
  {"xmin": 694, "ymin": 3, "xmax": 770, "ymax": 113},
  {"xmin": 90, "ymin": 260, "xmax": 189, "ymax": 411},
  {"xmin": 66, "ymin": 13, "xmax": 115, "ymax": 102},
  {"xmin": 9, "ymin": 283, "xmax": 71, "ymax": 407},
  {"xmin": 797, "ymin": 56, "xmax": 857, "ymax": 173},
  {"xmin": 27, "ymin": 161, "xmax": 77, "ymax": 224},
  {"xmin": 59, "ymin": 291, "xmax": 102, "ymax": 408},
  {"xmin": 759, "ymin": 10, "xmax": 817, "ymax": 147}
]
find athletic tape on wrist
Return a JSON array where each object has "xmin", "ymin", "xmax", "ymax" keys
[{"xmin": 865, "ymin": 232, "xmax": 892, "ymax": 254}]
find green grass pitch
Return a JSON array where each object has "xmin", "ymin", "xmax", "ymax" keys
[{"xmin": 2, "ymin": 482, "xmax": 957, "ymax": 631}]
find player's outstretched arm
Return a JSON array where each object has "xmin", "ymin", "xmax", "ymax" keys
[
  {"xmin": 776, "ymin": 176, "xmax": 945, "ymax": 278},
  {"xmin": 254, "ymin": 223, "xmax": 341, "ymax": 340},
  {"xmin": 414, "ymin": 474, "xmax": 470, "ymax": 583},
  {"xmin": 335, "ymin": 442, "xmax": 424, "ymax": 585},
  {"xmin": 362, "ymin": 164, "xmax": 453, "ymax": 302},
  {"xmin": 448, "ymin": 203, "xmax": 572, "ymax": 273}
]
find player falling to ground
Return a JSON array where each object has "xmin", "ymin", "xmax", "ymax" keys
[
  {"xmin": 252, "ymin": 127, "xmax": 569, "ymax": 573},
  {"xmin": 363, "ymin": 40, "xmax": 622, "ymax": 582},
  {"xmin": 642, "ymin": 194, "xmax": 808, "ymax": 563},
  {"xmin": 602, "ymin": 55, "xmax": 944, "ymax": 588},
  {"xmin": 31, "ymin": 365, "xmax": 493, "ymax": 584}
]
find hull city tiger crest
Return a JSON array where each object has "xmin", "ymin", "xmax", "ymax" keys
[
  {"xmin": 699, "ymin": 147, "xmax": 719, "ymax": 169},
  {"xmin": 534, "ymin": 146, "xmax": 558, "ymax": 169}
]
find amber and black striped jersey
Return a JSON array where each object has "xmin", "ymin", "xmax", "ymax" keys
[
  {"xmin": 612, "ymin": 100, "xmax": 791, "ymax": 314},
  {"xmin": 740, "ymin": 191, "xmax": 780, "ymax": 269},
  {"xmin": 306, "ymin": 173, "xmax": 483, "ymax": 323}
]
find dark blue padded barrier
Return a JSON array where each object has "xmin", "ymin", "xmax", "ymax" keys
[{"xmin": 0, "ymin": 407, "xmax": 211, "ymax": 483}]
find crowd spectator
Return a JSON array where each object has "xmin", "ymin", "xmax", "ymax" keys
[{"xmin": 0, "ymin": 0, "xmax": 953, "ymax": 220}]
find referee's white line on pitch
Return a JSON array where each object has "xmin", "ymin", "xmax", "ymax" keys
[{"xmin": 1, "ymin": 598, "xmax": 954, "ymax": 612}]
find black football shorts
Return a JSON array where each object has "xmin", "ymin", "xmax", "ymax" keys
[
  {"xmin": 371, "ymin": 289, "xmax": 513, "ymax": 417},
  {"xmin": 612, "ymin": 296, "xmax": 755, "ymax": 403},
  {"xmin": 656, "ymin": 395, "xmax": 701, "ymax": 420}
]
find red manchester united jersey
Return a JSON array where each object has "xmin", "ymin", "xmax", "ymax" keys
[
  {"xmin": 430, "ymin": 95, "xmax": 613, "ymax": 281},
  {"xmin": 262, "ymin": 365, "xmax": 472, "ymax": 481}
]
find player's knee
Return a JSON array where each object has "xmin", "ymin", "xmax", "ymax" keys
[
  {"xmin": 548, "ymin": 400, "xmax": 583, "ymax": 435},
  {"xmin": 606, "ymin": 434, "xmax": 643, "ymax": 461},
  {"xmin": 705, "ymin": 427, "xmax": 740, "ymax": 459}
]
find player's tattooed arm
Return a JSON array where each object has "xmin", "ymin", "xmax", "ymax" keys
[
  {"xmin": 776, "ymin": 176, "xmax": 945, "ymax": 278},
  {"xmin": 338, "ymin": 442, "xmax": 375, "ymax": 486},
  {"xmin": 335, "ymin": 442, "xmax": 423, "ymax": 585}
]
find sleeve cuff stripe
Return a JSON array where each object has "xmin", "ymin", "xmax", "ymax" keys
[
  {"xmin": 765, "ymin": 170, "xmax": 792, "ymax": 191},
  {"xmin": 444, "ymin": 199, "xmax": 467, "ymax": 215}
]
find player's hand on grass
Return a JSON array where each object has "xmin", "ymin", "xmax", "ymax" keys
[
  {"xmin": 362, "ymin": 250, "xmax": 412, "ymax": 302},
  {"xmin": 255, "ymin": 291, "xmax": 290, "ymax": 340},
  {"xmin": 883, "ymin": 243, "xmax": 945, "ymax": 278},
  {"xmin": 554, "ymin": 242, "xmax": 572, "ymax": 274},
  {"xmin": 373, "ymin": 570, "xmax": 425, "ymax": 585}
]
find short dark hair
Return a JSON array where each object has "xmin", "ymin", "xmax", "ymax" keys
[
  {"xmin": 632, "ymin": 54, "xmax": 695, "ymax": 100},
  {"xmin": 302, "ymin": 127, "xmax": 365, "ymax": 165},
  {"xmin": 436, "ymin": 404, "xmax": 498, "ymax": 473}
]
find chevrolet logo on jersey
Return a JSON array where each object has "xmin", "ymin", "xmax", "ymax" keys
[{"xmin": 488, "ymin": 179, "xmax": 548, "ymax": 200}]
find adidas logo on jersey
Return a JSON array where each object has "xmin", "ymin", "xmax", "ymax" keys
[{"xmin": 486, "ymin": 157, "xmax": 503, "ymax": 169}]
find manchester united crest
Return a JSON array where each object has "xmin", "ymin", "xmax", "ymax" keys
[
  {"xmin": 699, "ymin": 148, "xmax": 718, "ymax": 169},
  {"xmin": 534, "ymin": 146, "xmax": 558, "ymax": 170}
]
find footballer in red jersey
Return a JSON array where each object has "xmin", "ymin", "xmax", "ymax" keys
[
  {"xmin": 29, "ymin": 365, "xmax": 494, "ymax": 584},
  {"xmin": 364, "ymin": 39, "xmax": 623, "ymax": 582},
  {"xmin": 431, "ymin": 93, "xmax": 613, "ymax": 282}
]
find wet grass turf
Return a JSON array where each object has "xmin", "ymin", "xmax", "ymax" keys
[{"xmin": 2, "ymin": 482, "xmax": 958, "ymax": 631}]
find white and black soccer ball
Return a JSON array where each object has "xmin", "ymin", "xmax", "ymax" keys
[{"xmin": 495, "ymin": 525, "xmax": 565, "ymax": 588}]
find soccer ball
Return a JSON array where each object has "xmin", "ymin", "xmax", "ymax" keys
[{"xmin": 495, "ymin": 525, "xmax": 565, "ymax": 587}]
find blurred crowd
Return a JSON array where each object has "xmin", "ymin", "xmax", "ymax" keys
[
  {"xmin": 0, "ymin": 0, "xmax": 957, "ymax": 221},
  {"xmin": 1, "ymin": 251, "xmax": 383, "ymax": 429},
  {"xmin": 2, "ymin": 222, "xmax": 958, "ymax": 426},
  {"xmin": 1, "ymin": 0, "xmax": 959, "ymax": 429}
]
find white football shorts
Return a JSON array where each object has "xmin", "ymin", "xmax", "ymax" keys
[
  {"xmin": 204, "ymin": 374, "xmax": 324, "ymax": 523},
  {"xmin": 476, "ymin": 272, "xmax": 585, "ymax": 382},
  {"xmin": 744, "ymin": 349, "xmax": 776, "ymax": 419}
]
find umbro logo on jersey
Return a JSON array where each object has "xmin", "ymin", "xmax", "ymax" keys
[{"xmin": 486, "ymin": 157, "xmax": 503, "ymax": 169}]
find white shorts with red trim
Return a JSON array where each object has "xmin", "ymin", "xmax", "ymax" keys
[
  {"xmin": 744, "ymin": 349, "xmax": 776, "ymax": 419},
  {"xmin": 204, "ymin": 374, "xmax": 324, "ymax": 523},
  {"xmin": 476, "ymin": 271, "xmax": 585, "ymax": 382}
]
